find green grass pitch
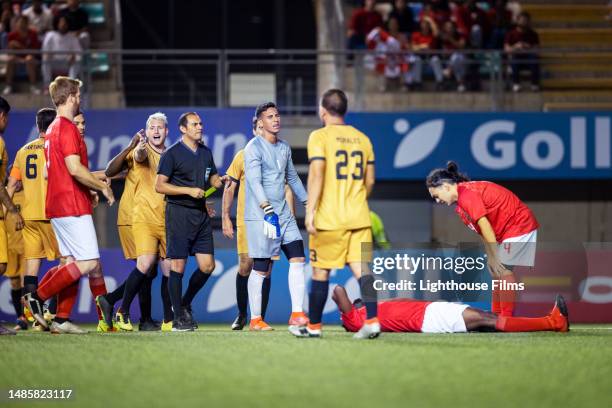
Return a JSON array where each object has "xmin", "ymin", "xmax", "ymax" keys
[{"xmin": 1, "ymin": 325, "xmax": 611, "ymax": 408}]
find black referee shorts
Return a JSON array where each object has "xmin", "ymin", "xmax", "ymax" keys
[{"xmin": 166, "ymin": 202, "xmax": 214, "ymax": 259}]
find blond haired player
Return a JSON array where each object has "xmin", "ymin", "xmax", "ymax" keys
[
  {"xmin": 296, "ymin": 89, "xmax": 379, "ymax": 339},
  {"xmin": 98, "ymin": 113, "xmax": 173, "ymax": 331},
  {"xmin": 7, "ymin": 108, "xmax": 61, "ymax": 331}
]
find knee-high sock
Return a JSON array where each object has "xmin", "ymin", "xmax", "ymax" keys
[
  {"xmin": 105, "ymin": 281, "xmax": 126, "ymax": 306},
  {"xmin": 120, "ymin": 268, "xmax": 146, "ymax": 315},
  {"xmin": 500, "ymin": 274, "xmax": 517, "ymax": 317},
  {"xmin": 47, "ymin": 297, "xmax": 57, "ymax": 315},
  {"xmin": 161, "ymin": 275, "xmax": 173, "ymax": 322},
  {"xmin": 138, "ymin": 266, "xmax": 156, "ymax": 321},
  {"xmin": 37, "ymin": 263, "xmax": 81, "ymax": 302},
  {"xmin": 236, "ymin": 274, "xmax": 249, "ymax": 316},
  {"xmin": 288, "ymin": 262, "xmax": 305, "ymax": 313},
  {"xmin": 491, "ymin": 288, "xmax": 501, "ymax": 314},
  {"xmin": 23, "ymin": 275, "xmax": 39, "ymax": 297},
  {"xmin": 11, "ymin": 288, "xmax": 23, "ymax": 317},
  {"xmin": 182, "ymin": 269, "xmax": 211, "ymax": 307},
  {"xmin": 496, "ymin": 315, "xmax": 553, "ymax": 332},
  {"xmin": 261, "ymin": 276, "xmax": 271, "ymax": 319},
  {"xmin": 88, "ymin": 275, "xmax": 107, "ymax": 320},
  {"xmin": 38, "ymin": 265, "xmax": 60, "ymax": 289},
  {"xmin": 248, "ymin": 271, "xmax": 265, "ymax": 318},
  {"xmin": 359, "ymin": 275, "xmax": 378, "ymax": 320},
  {"xmin": 308, "ymin": 280, "xmax": 329, "ymax": 325},
  {"xmin": 169, "ymin": 271, "xmax": 183, "ymax": 321},
  {"xmin": 56, "ymin": 279, "xmax": 79, "ymax": 320}
]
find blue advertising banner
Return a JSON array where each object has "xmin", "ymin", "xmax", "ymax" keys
[
  {"xmin": 347, "ymin": 112, "xmax": 612, "ymax": 180},
  {"xmin": 0, "ymin": 249, "xmax": 358, "ymax": 324},
  {"xmin": 4, "ymin": 108, "xmax": 254, "ymax": 175}
]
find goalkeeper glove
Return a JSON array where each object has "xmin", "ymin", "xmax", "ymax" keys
[{"xmin": 262, "ymin": 205, "xmax": 280, "ymax": 239}]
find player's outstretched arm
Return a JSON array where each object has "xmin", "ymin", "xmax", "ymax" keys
[
  {"xmin": 305, "ymin": 159, "xmax": 325, "ymax": 235},
  {"xmin": 222, "ymin": 179, "xmax": 237, "ymax": 239},
  {"xmin": 105, "ymin": 130, "xmax": 142, "ymax": 177},
  {"xmin": 65, "ymin": 154, "xmax": 115, "ymax": 205}
]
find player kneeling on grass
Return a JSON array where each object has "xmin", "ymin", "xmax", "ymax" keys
[
  {"xmin": 333, "ymin": 285, "xmax": 569, "ymax": 334},
  {"xmin": 426, "ymin": 161, "xmax": 539, "ymax": 317}
]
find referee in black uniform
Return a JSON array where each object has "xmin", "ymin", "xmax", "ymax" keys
[{"xmin": 156, "ymin": 112, "xmax": 225, "ymax": 331}]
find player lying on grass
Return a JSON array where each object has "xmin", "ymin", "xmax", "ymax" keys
[{"xmin": 332, "ymin": 285, "xmax": 569, "ymax": 333}]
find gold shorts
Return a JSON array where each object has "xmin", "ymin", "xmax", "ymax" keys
[
  {"xmin": 236, "ymin": 224, "xmax": 248, "ymax": 255},
  {"xmin": 309, "ymin": 227, "xmax": 372, "ymax": 269},
  {"xmin": 0, "ymin": 220, "xmax": 7, "ymax": 264},
  {"xmin": 23, "ymin": 220, "xmax": 60, "ymax": 260},
  {"xmin": 118, "ymin": 225, "xmax": 137, "ymax": 260},
  {"xmin": 132, "ymin": 223, "xmax": 166, "ymax": 258}
]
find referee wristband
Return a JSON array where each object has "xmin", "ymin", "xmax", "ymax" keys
[{"xmin": 263, "ymin": 205, "xmax": 274, "ymax": 215}]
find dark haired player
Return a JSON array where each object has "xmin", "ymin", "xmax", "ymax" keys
[
  {"xmin": 243, "ymin": 102, "xmax": 309, "ymax": 332},
  {"xmin": 155, "ymin": 112, "xmax": 225, "ymax": 331},
  {"xmin": 297, "ymin": 89, "xmax": 379, "ymax": 339},
  {"xmin": 426, "ymin": 161, "xmax": 539, "ymax": 317},
  {"xmin": 332, "ymin": 285, "xmax": 569, "ymax": 334}
]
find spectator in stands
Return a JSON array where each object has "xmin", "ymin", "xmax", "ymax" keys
[
  {"xmin": 405, "ymin": 17, "xmax": 444, "ymax": 90},
  {"xmin": 41, "ymin": 15, "xmax": 82, "ymax": 90},
  {"xmin": 487, "ymin": 0, "xmax": 513, "ymax": 49},
  {"xmin": 23, "ymin": 0, "xmax": 54, "ymax": 41},
  {"xmin": 347, "ymin": 0, "xmax": 383, "ymax": 49},
  {"xmin": 366, "ymin": 23, "xmax": 403, "ymax": 91},
  {"xmin": 453, "ymin": 0, "xmax": 490, "ymax": 48},
  {"xmin": 439, "ymin": 20, "xmax": 467, "ymax": 92},
  {"xmin": 419, "ymin": 0, "xmax": 451, "ymax": 28},
  {"xmin": 504, "ymin": 11, "xmax": 540, "ymax": 92},
  {"xmin": 0, "ymin": 0, "xmax": 18, "ymax": 46},
  {"xmin": 58, "ymin": 0, "xmax": 90, "ymax": 49},
  {"xmin": 2, "ymin": 15, "xmax": 41, "ymax": 96},
  {"xmin": 387, "ymin": 0, "xmax": 415, "ymax": 36}
]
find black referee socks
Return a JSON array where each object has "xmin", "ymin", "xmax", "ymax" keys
[
  {"xmin": 182, "ymin": 269, "xmax": 211, "ymax": 308},
  {"xmin": 169, "ymin": 271, "xmax": 184, "ymax": 320}
]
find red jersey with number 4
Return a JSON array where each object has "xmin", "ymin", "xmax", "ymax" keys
[
  {"xmin": 341, "ymin": 300, "xmax": 431, "ymax": 332},
  {"xmin": 44, "ymin": 116, "xmax": 92, "ymax": 218},
  {"xmin": 456, "ymin": 181, "xmax": 538, "ymax": 242}
]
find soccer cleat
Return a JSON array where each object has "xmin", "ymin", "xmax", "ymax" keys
[
  {"xmin": 249, "ymin": 317, "xmax": 273, "ymax": 331},
  {"xmin": 96, "ymin": 319, "xmax": 117, "ymax": 333},
  {"xmin": 22, "ymin": 293, "xmax": 48, "ymax": 329},
  {"xmin": 23, "ymin": 305, "xmax": 35, "ymax": 323},
  {"xmin": 549, "ymin": 294, "xmax": 570, "ymax": 332},
  {"xmin": 50, "ymin": 321, "xmax": 88, "ymax": 335},
  {"xmin": 43, "ymin": 310, "xmax": 55, "ymax": 326},
  {"xmin": 161, "ymin": 320, "xmax": 173, "ymax": 332},
  {"xmin": 292, "ymin": 323, "xmax": 321, "ymax": 338},
  {"xmin": 231, "ymin": 314, "xmax": 247, "ymax": 330},
  {"xmin": 172, "ymin": 318, "xmax": 194, "ymax": 332},
  {"xmin": 353, "ymin": 318, "xmax": 381, "ymax": 340},
  {"xmin": 0, "ymin": 325, "xmax": 16, "ymax": 335},
  {"xmin": 115, "ymin": 310, "xmax": 133, "ymax": 331},
  {"xmin": 288, "ymin": 311, "xmax": 309, "ymax": 333},
  {"xmin": 182, "ymin": 305, "xmax": 198, "ymax": 330},
  {"xmin": 13, "ymin": 316, "xmax": 28, "ymax": 331},
  {"xmin": 139, "ymin": 319, "xmax": 161, "ymax": 332},
  {"xmin": 32, "ymin": 321, "xmax": 48, "ymax": 332},
  {"xmin": 95, "ymin": 295, "xmax": 114, "ymax": 330}
]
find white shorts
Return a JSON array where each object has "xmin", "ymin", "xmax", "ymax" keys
[
  {"xmin": 421, "ymin": 302, "xmax": 469, "ymax": 333},
  {"xmin": 245, "ymin": 216, "xmax": 302, "ymax": 259},
  {"xmin": 498, "ymin": 230, "xmax": 537, "ymax": 267},
  {"xmin": 51, "ymin": 215, "xmax": 100, "ymax": 261}
]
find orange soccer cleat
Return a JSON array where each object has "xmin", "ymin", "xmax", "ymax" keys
[
  {"xmin": 249, "ymin": 317, "xmax": 274, "ymax": 331},
  {"xmin": 548, "ymin": 294, "xmax": 570, "ymax": 332}
]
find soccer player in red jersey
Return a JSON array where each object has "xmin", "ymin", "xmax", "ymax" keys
[
  {"xmin": 22, "ymin": 76, "xmax": 115, "ymax": 333},
  {"xmin": 333, "ymin": 285, "xmax": 568, "ymax": 334},
  {"xmin": 426, "ymin": 161, "xmax": 539, "ymax": 317}
]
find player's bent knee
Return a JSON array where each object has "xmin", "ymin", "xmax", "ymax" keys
[{"xmin": 76, "ymin": 259, "xmax": 98, "ymax": 275}]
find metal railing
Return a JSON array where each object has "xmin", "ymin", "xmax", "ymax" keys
[{"xmin": 0, "ymin": 48, "xmax": 611, "ymax": 111}]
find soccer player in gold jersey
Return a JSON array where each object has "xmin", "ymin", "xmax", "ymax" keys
[
  {"xmin": 300, "ymin": 89, "xmax": 380, "ymax": 339},
  {"xmin": 97, "ymin": 112, "xmax": 173, "ymax": 331}
]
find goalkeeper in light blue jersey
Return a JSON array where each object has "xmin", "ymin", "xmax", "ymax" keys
[{"xmin": 243, "ymin": 102, "xmax": 309, "ymax": 333}]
